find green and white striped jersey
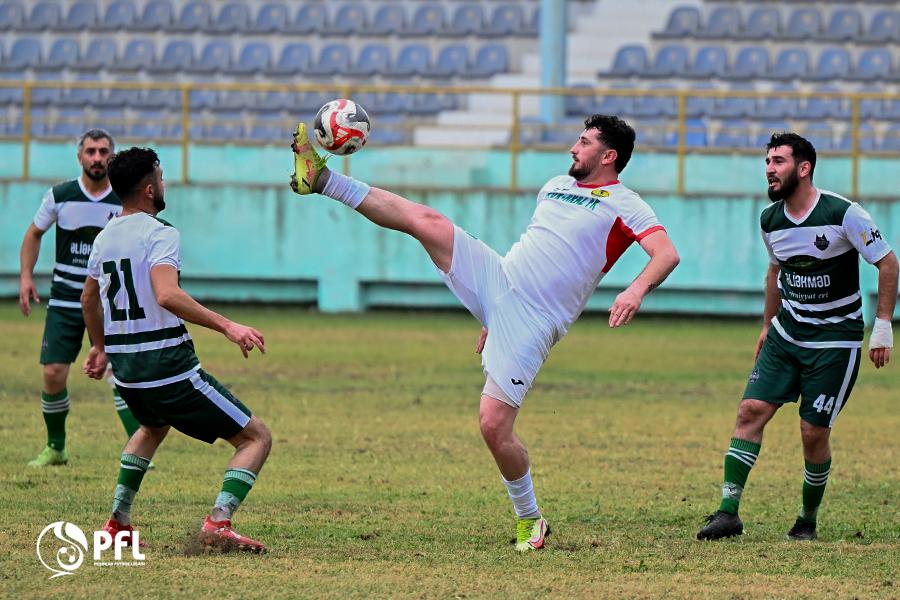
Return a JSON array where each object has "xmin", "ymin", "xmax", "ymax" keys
[
  {"xmin": 33, "ymin": 178, "xmax": 121, "ymax": 309},
  {"xmin": 87, "ymin": 212, "xmax": 199, "ymax": 387},
  {"xmin": 761, "ymin": 189, "xmax": 892, "ymax": 348}
]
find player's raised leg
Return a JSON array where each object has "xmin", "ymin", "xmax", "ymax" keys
[
  {"xmin": 290, "ymin": 123, "xmax": 454, "ymax": 272},
  {"xmin": 480, "ymin": 392, "xmax": 549, "ymax": 552},
  {"xmin": 201, "ymin": 416, "xmax": 272, "ymax": 553}
]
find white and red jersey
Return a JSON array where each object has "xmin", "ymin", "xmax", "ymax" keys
[{"xmin": 504, "ymin": 175, "xmax": 664, "ymax": 334}]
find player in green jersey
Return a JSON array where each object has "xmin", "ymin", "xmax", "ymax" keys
[
  {"xmin": 18, "ymin": 129, "xmax": 143, "ymax": 467},
  {"xmin": 698, "ymin": 133, "xmax": 898, "ymax": 541}
]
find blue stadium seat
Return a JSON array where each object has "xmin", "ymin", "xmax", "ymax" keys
[
  {"xmin": 484, "ymin": 4, "xmax": 525, "ymax": 37},
  {"xmin": 203, "ymin": 121, "xmax": 244, "ymax": 143},
  {"xmin": 684, "ymin": 119, "xmax": 708, "ymax": 148},
  {"xmin": 655, "ymin": 6, "xmax": 701, "ymax": 39},
  {"xmin": 837, "ymin": 123, "xmax": 876, "ymax": 152},
  {"xmin": 138, "ymin": 88, "xmax": 180, "ymax": 110},
  {"xmin": 74, "ymin": 38, "xmax": 117, "ymax": 71},
  {"xmin": 0, "ymin": 2, "xmax": 25, "ymax": 30},
  {"xmin": 738, "ymin": 7, "xmax": 780, "ymax": 40},
  {"xmin": 40, "ymin": 38, "xmax": 80, "ymax": 71},
  {"xmin": 294, "ymin": 91, "xmax": 332, "ymax": 113},
  {"xmin": 21, "ymin": 1, "xmax": 61, "ymax": 31},
  {"xmin": 129, "ymin": 112, "xmax": 169, "ymax": 141},
  {"xmin": 884, "ymin": 95, "xmax": 900, "ymax": 121},
  {"xmin": 187, "ymin": 41, "xmax": 232, "ymax": 74},
  {"xmin": 408, "ymin": 90, "xmax": 457, "ymax": 115},
  {"xmin": 91, "ymin": 109, "xmax": 127, "ymax": 138},
  {"xmin": 148, "ymin": 40, "xmax": 195, "ymax": 74},
  {"xmin": 229, "ymin": 42, "xmax": 271, "ymax": 75},
  {"xmin": 522, "ymin": 6, "xmax": 539, "ymax": 37},
  {"xmin": 880, "ymin": 124, "xmax": 900, "ymax": 151},
  {"xmin": 133, "ymin": 0, "xmax": 173, "ymax": 31},
  {"xmin": 777, "ymin": 9, "xmax": 821, "ymax": 40},
  {"xmin": 686, "ymin": 46, "xmax": 728, "ymax": 79},
  {"xmin": 724, "ymin": 46, "xmax": 769, "ymax": 80},
  {"xmin": 171, "ymin": 1, "xmax": 210, "ymax": 33},
  {"xmin": 636, "ymin": 121, "xmax": 677, "ymax": 148},
  {"xmin": 367, "ymin": 116, "xmax": 406, "ymax": 146},
  {"xmin": 0, "ymin": 72, "xmax": 24, "ymax": 104},
  {"xmin": 644, "ymin": 45, "xmax": 689, "ymax": 78},
  {"xmin": 403, "ymin": 5, "xmax": 445, "ymax": 37},
  {"xmin": 384, "ymin": 44, "xmax": 430, "ymax": 78},
  {"xmin": 249, "ymin": 2, "xmax": 287, "ymax": 34},
  {"xmin": 58, "ymin": 1, "xmax": 98, "ymax": 32},
  {"xmin": 2, "ymin": 37, "xmax": 41, "ymax": 71},
  {"xmin": 209, "ymin": 2, "xmax": 250, "ymax": 34},
  {"xmin": 698, "ymin": 6, "xmax": 741, "ymax": 39},
  {"xmin": 713, "ymin": 120, "xmax": 752, "ymax": 149},
  {"xmin": 860, "ymin": 10, "xmax": 900, "ymax": 44},
  {"xmin": 800, "ymin": 86, "xmax": 849, "ymax": 120},
  {"xmin": 111, "ymin": 39, "xmax": 156, "ymax": 72},
  {"xmin": 754, "ymin": 122, "xmax": 790, "ymax": 148},
  {"xmin": 95, "ymin": 0, "xmax": 136, "ymax": 31},
  {"xmin": 354, "ymin": 91, "xmax": 409, "ymax": 115},
  {"xmin": 369, "ymin": 4, "xmax": 404, "ymax": 36},
  {"xmin": 187, "ymin": 88, "xmax": 218, "ymax": 110},
  {"xmin": 30, "ymin": 72, "xmax": 62, "ymax": 106},
  {"xmin": 285, "ymin": 4, "xmax": 326, "ymax": 34},
  {"xmin": 249, "ymin": 90, "xmax": 289, "ymax": 114},
  {"xmin": 446, "ymin": 4, "xmax": 485, "ymax": 37},
  {"xmin": 809, "ymin": 48, "xmax": 851, "ymax": 81},
  {"xmin": 265, "ymin": 43, "xmax": 312, "ymax": 77},
  {"xmin": 59, "ymin": 72, "xmax": 102, "ymax": 107},
  {"xmin": 859, "ymin": 86, "xmax": 886, "ymax": 120},
  {"xmin": 466, "ymin": 44, "xmax": 508, "ymax": 78},
  {"xmin": 325, "ymin": 3, "xmax": 367, "ymax": 36},
  {"xmin": 685, "ymin": 84, "xmax": 717, "ymax": 118},
  {"xmin": 347, "ymin": 44, "xmax": 391, "ymax": 77},
  {"xmin": 598, "ymin": 45, "xmax": 648, "ymax": 78},
  {"xmin": 425, "ymin": 44, "xmax": 469, "ymax": 78},
  {"xmin": 564, "ymin": 85, "xmax": 595, "ymax": 117},
  {"xmin": 217, "ymin": 91, "xmax": 252, "ymax": 111},
  {"xmin": 822, "ymin": 8, "xmax": 863, "ymax": 41},
  {"xmin": 633, "ymin": 85, "xmax": 677, "ymax": 118},
  {"xmin": 595, "ymin": 84, "xmax": 636, "ymax": 117},
  {"xmin": 802, "ymin": 123, "xmax": 835, "ymax": 151},
  {"xmin": 760, "ymin": 85, "xmax": 801, "ymax": 119},
  {"xmin": 713, "ymin": 85, "xmax": 758, "ymax": 119},
  {"xmin": 770, "ymin": 48, "xmax": 810, "ymax": 80},
  {"xmin": 848, "ymin": 48, "xmax": 892, "ymax": 82},
  {"xmin": 99, "ymin": 78, "xmax": 140, "ymax": 108},
  {"xmin": 51, "ymin": 116, "xmax": 89, "ymax": 140},
  {"xmin": 307, "ymin": 44, "xmax": 352, "ymax": 77}
]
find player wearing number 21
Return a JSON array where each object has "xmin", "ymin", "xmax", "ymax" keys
[{"xmin": 80, "ymin": 147, "xmax": 272, "ymax": 552}]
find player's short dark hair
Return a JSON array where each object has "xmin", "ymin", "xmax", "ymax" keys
[
  {"xmin": 583, "ymin": 114, "xmax": 635, "ymax": 173},
  {"xmin": 77, "ymin": 128, "xmax": 115, "ymax": 152},
  {"xmin": 108, "ymin": 147, "xmax": 160, "ymax": 201},
  {"xmin": 766, "ymin": 132, "xmax": 816, "ymax": 180}
]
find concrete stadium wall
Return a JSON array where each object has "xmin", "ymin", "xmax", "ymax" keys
[{"xmin": 1, "ymin": 144, "xmax": 897, "ymax": 319}]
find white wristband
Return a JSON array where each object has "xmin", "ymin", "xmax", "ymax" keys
[{"xmin": 869, "ymin": 317, "xmax": 893, "ymax": 350}]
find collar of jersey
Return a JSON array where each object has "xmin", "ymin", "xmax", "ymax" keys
[{"xmin": 574, "ymin": 180, "xmax": 620, "ymax": 189}]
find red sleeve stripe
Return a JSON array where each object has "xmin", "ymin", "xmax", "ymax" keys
[{"xmin": 635, "ymin": 225, "xmax": 666, "ymax": 241}]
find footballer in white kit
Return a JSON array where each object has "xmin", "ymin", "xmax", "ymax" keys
[{"xmin": 290, "ymin": 114, "xmax": 680, "ymax": 552}]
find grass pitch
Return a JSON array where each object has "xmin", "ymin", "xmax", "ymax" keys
[{"xmin": 0, "ymin": 302, "xmax": 897, "ymax": 599}]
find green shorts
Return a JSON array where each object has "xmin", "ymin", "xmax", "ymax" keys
[
  {"xmin": 40, "ymin": 305, "xmax": 86, "ymax": 365},
  {"xmin": 743, "ymin": 328, "xmax": 861, "ymax": 428},
  {"xmin": 115, "ymin": 369, "xmax": 252, "ymax": 444}
]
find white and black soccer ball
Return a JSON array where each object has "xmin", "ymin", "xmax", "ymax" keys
[{"xmin": 313, "ymin": 99, "xmax": 371, "ymax": 156}]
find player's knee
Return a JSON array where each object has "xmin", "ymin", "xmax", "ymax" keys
[
  {"xmin": 242, "ymin": 417, "xmax": 272, "ymax": 454},
  {"xmin": 736, "ymin": 400, "xmax": 769, "ymax": 428},
  {"xmin": 141, "ymin": 425, "xmax": 170, "ymax": 443},
  {"xmin": 42, "ymin": 363, "xmax": 68, "ymax": 387},
  {"xmin": 479, "ymin": 412, "xmax": 509, "ymax": 448},
  {"xmin": 800, "ymin": 420, "xmax": 829, "ymax": 447}
]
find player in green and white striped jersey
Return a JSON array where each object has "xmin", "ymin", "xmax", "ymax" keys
[
  {"xmin": 80, "ymin": 147, "xmax": 272, "ymax": 553},
  {"xmin": 699, "ymin": 133, "xmax": 898, "ymax": 542},
  {"xmin": 17, "ymin": 129, "xmax": 143, "ymax": 467}
]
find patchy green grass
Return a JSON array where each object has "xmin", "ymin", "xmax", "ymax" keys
[{"xmin": 0, "ymin": 302, "xmax": 896, "ymax": 598}]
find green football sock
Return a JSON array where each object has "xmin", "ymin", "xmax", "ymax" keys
[
  {"xmin": 41, "ymin": 389, "xmax": 70, "ymax": 451},
  {"xmin": 112, "ymin": 454, "xmax": 151, "ymax": 525},
  {"xmin": 212, "ymin": 468, "xmax": 257, "ymax": 521},
  {"xmin": 718, "ymin": 437, "xmax": 761, "ymax": 514},
  {"xmin": 799, "ymin": 459, "xmax": 831, "ymax": 524},
  {"xmin": 113, "ymin": 390, "xmax": 140, "ymax": 437}
]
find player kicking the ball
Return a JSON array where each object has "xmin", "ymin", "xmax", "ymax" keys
[
  {"xmin": 290, "ymin": 115, "xmax": 680, "ymax": 551},
  {"xmin": 81, "ymin": 147, "xmax": 272, "ymax": 553}
]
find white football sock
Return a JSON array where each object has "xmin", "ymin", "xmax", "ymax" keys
[
  {"xmin": 321, "ymin": 170, "xmax": 370, "ymax": 209},
  {"xmin": 502, "ymin": 469, "xmax": 541, "ymax": 519}
]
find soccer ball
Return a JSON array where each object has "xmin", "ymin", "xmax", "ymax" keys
[{"xmin": 313, "ymin": 99, "xmax": 371, "ymax": 156}]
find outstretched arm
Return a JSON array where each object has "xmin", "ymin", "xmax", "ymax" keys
[
  {"xmin": 608, "ymin": 230, "xmax": 680, "ymax": 327},
  {"xmin": 150, "ymin": 265, "xmax": 266, "ymax": 358},
  {"xmin": 19, "ymin": 224, "xmax": 45, "ymax": 316},
  {"xmin": 869, "ymin": 251, "xmax": 898, "ymax": 368}
]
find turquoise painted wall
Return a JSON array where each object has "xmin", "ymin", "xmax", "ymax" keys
[{"xmin": 1, "ymin": 144, "xmax": 897, "ymax": 319}]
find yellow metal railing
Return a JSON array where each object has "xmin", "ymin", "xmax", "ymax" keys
[{"xmin": 1, "ymin": 80, "xmax": 898, "ymax": 196}]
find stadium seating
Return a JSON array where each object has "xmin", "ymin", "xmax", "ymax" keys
[
  {"xmin": 655, "ymin": 6, "xmax": 702, "ymax": 39},
  {"xmin": 95, "ymin": 0, "xmax": 137, "ymax": 31},
  {"xmin": 230, "ymin": 43, "xmax": 272, "ymax": 76},
  {"xmin": 306, "ymin": 44, "xmax": 352, "ymax": 78},
  {"xmin": 0, "ymin": 1, "xmax": 24, "ymax": 30},
  {"xmin": 446, "ymin": 4, "xmax": 486, "ymax": 37},
  {"xmin": 737, "ymin": 7, "xmax": 780, "ymax": 40},
  {"xmin": 425, "ymin": 45, "xmax": 469, "ymax": 78},
  {"xmin": 324, "ymin": 3, "xmax": 367, "ymax": 36},
  {"xmin": 265, "ymin": 43, "xmax": 313, "ymax": 77},
  {"xmin": 466, "ymin": 44, "xmax": 509, "ymax": 78},
  {"xmin": 39, "ymin": 38, "xmax": 80, "ymax": 72},
  {"xmin": 75, "ymin": 38, "xmax": 118, "ymax": 72},
  {"xmin": 249, "ymin": 2, "xmax": 288, "ymax": 34},
  {"xmin": 403, "ymin": 5, "xmax": 446, "ymax": 37},
  {"xmin": 285, "ymin": 4, "xmax": 326, "ymax": 35},
  {"xmin": 2, "ymin": 37, "xmax": 41, "ymax": 71},
  {"xmin": 21, "ymin": 2, "xmax": 61, "ymax": 32},
  {"xmin": 133, "ymin": 0, "xmax": 173, "ymax": 31},
  {"xmin": 171, "ymin": 1, "xmax": 211, "ymax": 33},
  {"xmin": 149, "ymin": 40, "xmax": 195, "ymax": 74},
  {"xmin": 346, "ymin": 44, "xmax": 392, "ymax": 77},
  {"xmin": 370, "ymin": 4, "xmax": 405, "ymax": 36},
  {"xmin": 698, "ymin": 6, "xmax": 741, "ymax": 39},
  {"xmin": 210, "ymin": 3, "xmax": 251, "ymax": 34},
  {"xmin": 860, "ymin": 10, "xmax": 900, "ymax": 44},
  {"xmin": 111, "ymin": 39, "xmax": 155, "ymax": 72}
]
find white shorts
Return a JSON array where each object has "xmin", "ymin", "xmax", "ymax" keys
[{"xmin": 438, "ymin": 226, "xmax": 558, "ymax": 408}]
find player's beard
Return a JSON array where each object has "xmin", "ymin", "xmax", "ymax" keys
[
  {"xmin": 568, "ymin": 157, "xmax": 595, "ymax": 181},
  {"xmin": 152, "ymin": 190, "xmax": 166, "ymax": 212},
  {"xmin": 83, "ymin": 163, "xmax": 106, "ymax": 181},
  {"xmin": 767, "ymin": 167, "xmax": 800, "ymax": 202}
]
